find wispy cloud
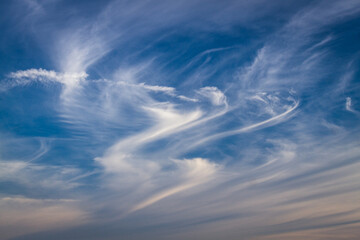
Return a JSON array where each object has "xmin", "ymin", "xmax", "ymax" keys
[
  {"xmin": 127, "ymin": 158, "xmax": 219, "ymax": 214},
  {"xmin": 0, "ymin": 195, "xmax": 86, "ymax": 240},
  {"xmin": 1, "ymin": 0, "xmax": 360, "ymax": 239},
  {"xmin": 7, "ymin": 68, "xmax": 87, "ymax": 89},
  {"xmin": 346, "ymin": 97, "xmax": 359, "ymax": 115}
]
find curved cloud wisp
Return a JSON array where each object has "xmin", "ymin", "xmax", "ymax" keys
[{"xmin": 1, "ymin": 1, "xmax": 360, "ymax": 240}]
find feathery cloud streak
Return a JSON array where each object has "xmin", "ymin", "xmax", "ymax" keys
[{"xmin": 1, "ymin": 0, "xmax": 360, "ymax": 239}]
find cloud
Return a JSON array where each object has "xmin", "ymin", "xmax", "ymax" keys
[
  {"xmin": 0, "ymin": 160, "xmax": 86, "ymax": 191},
  {"xmin": 0, "ymin": 196, "xmax": 86, "ymax": 240},
  {"xmin": 345, "ymin": 97, "xmax": 359, "ymax": 115},
  {"xmin": 117, "ymin": 81, "xmax": 176, "ymax": 95},
  {"xmin": 95, "ymin": 103, "xmax": 203, "ymax": 178},
  {"xmin": 346, "ymin": 97, "xmax": 352, "ymax": 111},
  {"xmin": 177, "ymin": 95, "xmax": 199, "ymax": 102},
  {"xmin": 128, "ymin": 158, "xmax": 219, "ymax": 214},
  {"xmin": 0, "ymin": 154, "xmax": 91, "ymax": 240},
  {"xmin": 6, "ymin": 68, "xmax": 88, "ymax": 90},
  {"xmin": 1, "ymin": 0, "xmax": 360, "ymax": 239},
  {"xmin": 192, "ymin": 98, "xmax": 299, "ymax": 148},
  {"xmin": 197, "ymin": 86, "xmax": 227, "ymax": 106}
]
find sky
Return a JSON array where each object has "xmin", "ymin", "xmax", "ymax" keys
[{"xmin": 0, "ymin": 0, "xmax": 360, "ymax": 239}]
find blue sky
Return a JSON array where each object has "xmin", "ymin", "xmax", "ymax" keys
[{"xmin": 1, "ymin": 0, "xmax": 360, "ymax": 239}]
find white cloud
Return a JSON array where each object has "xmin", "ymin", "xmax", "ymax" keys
[
  {"xmin": 117, "ymin": 81, "xmax": 176, "ymax": 95},
  {"xmin": 0, "ymin": 160, "xmax": 87, "ymax": 190},
  {"xmin": 346, "ymin": 97, "xmax": 360, "ymax": 115},
  {"xmin": 96, "ymin": 104, "xmax": 203, "ymax": 177},
  {"xmin": 177, "ymin": 95, "xmax": 199, "ymax": 102},
  {"xmin": 139, "ymin": 82, "xmax": 175, "ymax": 95},
  {"xmin": 128, "ymin": 158, "xmax": 220, "ymax": 214},
  {"xmin": 346, "ymin": 97, "xmax": 352, "ymax": 111},
  {"xmin": 197, "ymin": 86, "xmax": 227, "ymax": 106},
  {"xmin": 8, "ymin": 68, "xmax": 88, "ymax": 89},
  {"xmin": 346, "ymin": 97, "xmax": 355, "ymax": 111},
  {"xmin": 2, "ymin": 0, "xmax": 360, "ymax": 239},
  {"xmin": 193, "ymin": 99, "xmax": 299, "ymax": 148}
]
